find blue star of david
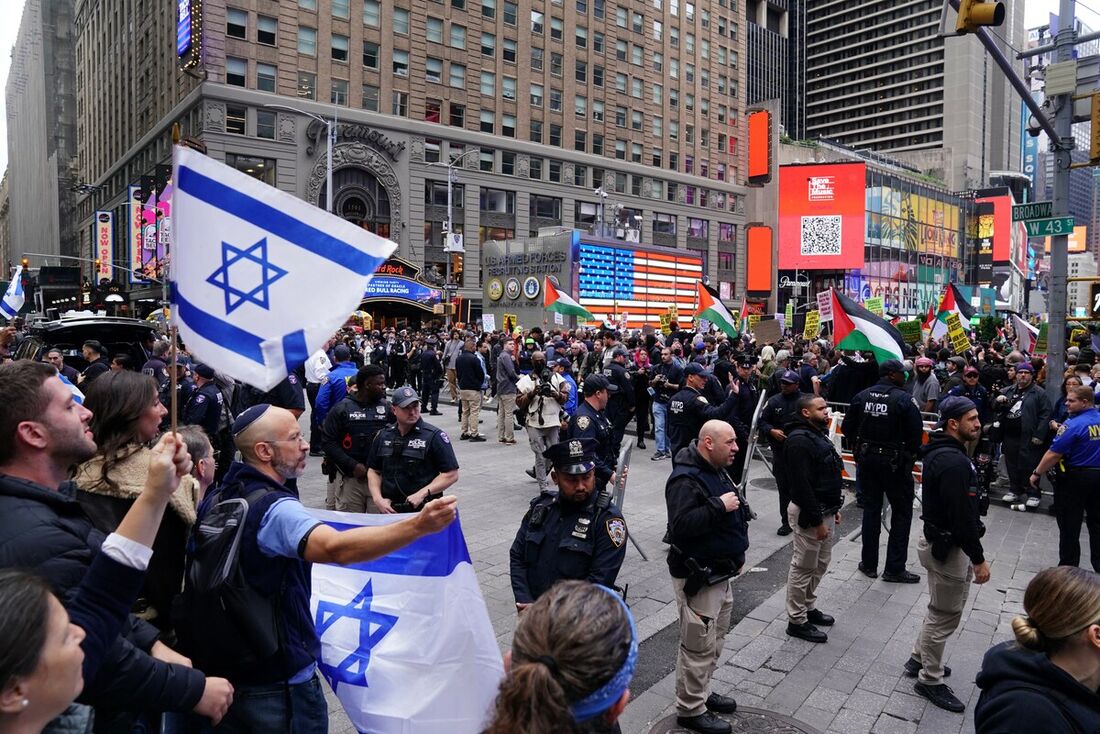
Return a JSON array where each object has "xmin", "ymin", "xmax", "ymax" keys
[
  {"xmin": 205, "ymin": 238, "xmax": 288, "ymax": 315},
  {"xmin": 315, "ymin": 580, "xmax": 398, "ymax": 692}
]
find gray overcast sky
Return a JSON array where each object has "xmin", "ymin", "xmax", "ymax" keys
[{"xmin": 0, "ymin": 0, "xmax": 1092, "ymax": 176}]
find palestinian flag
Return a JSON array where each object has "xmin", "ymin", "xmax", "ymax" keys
[
  {"xmin": 544, "ymin": 277, "xmax": 595, "ymax": 321},
  {"xmin": 696, "ymin": 282, "xmax": 739, "ymax": 338},
  {"xmin": 1010, "ymin": 313, "xmax": 1039, "ymax": 354},
  {"xmin": 930, "ymin": 283, "xmax": 976, "ymax": 339},
  {"xmin": 737, "ymin": 295, "xmax": 749, "ymax": 335},
  {"xmin": 830, "ymin": 288, "xmax": 905, "ymax": 364}
]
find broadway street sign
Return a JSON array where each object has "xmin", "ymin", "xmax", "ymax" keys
[{"xmin": 1012, "ymin": 201, "xmax": 1053, "ymax": 221}]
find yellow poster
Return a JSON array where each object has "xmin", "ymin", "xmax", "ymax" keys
[{"xmin": 803, "ymin": 311, "xmax": 821, "ymax": 339}]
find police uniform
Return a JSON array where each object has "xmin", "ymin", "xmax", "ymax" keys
[
  {"xmin": 756, "ymin": 374, "xmax": 806, "ymax": 531},
  {"xmin": 367, "ymin": 416, "xmax": 458, "ymax": 512},
  {"xmin": 603, "ymin": 358, "xmax": 636, "ymax": 456},
  {"xmin": 1048, "ymin": 405, "xmax": 1100, "ymax": 571},
  {"xmin": 509, "ymin": 438, "xmax": 627, "ymax": 604},
  {"xmin": 183, "ymin": 381, "xmax": 223, "ymax": 441},
  {"xmin": 567, "ymin": 400, "xmax": 616, "ymax": 493},
  {"xmin": 667, "ymin": 366, "xmax": 741, "ymax": 463},
  {"xmin": 322, "ymin": 394, "xmax": 394, "ymax": 513},
  {"xmin": 842, "ymin": 364, "xmax": 924, "ymax": 580},
  {"xmin": 729, "ymin": 360, "xmax": 759, "ymax": 485}
]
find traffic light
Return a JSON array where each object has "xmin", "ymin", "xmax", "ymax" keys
[{"xmin": 956, "ymin": 0, "xmax": 1005, "ymax": 34}]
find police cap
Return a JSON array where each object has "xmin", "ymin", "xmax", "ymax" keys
[
  {"xmin": 878, "ymin": 359, "xmax": 906, "ymax": 376},
  {"xmin": 684, "ymin": 362, "xmax": 707, "ymax": 376},
  {"xmin": 583, "ymin": 374, "xmax": 619, "ymax": 395},
  {"xmin": 392, "ymin": 385, "xmax": 421, "ymax": 407},
  {"xmin": 778, "ymin": 369, "xmax": 801, "ymax": 383},
  {"xmin": 193, "ymin": 363, "xmax": 215, "ymax": 379},
  {"xmin": 543, "ymin": 437, "xmax": 599, "ymax": 475}
]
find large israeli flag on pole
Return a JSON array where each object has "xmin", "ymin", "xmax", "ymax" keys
[
  {"xmin": 309, "ymin": 511, "xmax": 504, "ymax": 733},
  {"xmin": 1, "ymin": 266, "xmax": 25, "ymax": 320},
  {"xmin": 170, "ymin": 146, "xmax": 395, "ymax": 390}
]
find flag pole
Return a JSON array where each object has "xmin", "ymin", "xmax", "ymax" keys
[{"xmin": 169, "ymin": 326, "xmax": 179, "ymax": 436}]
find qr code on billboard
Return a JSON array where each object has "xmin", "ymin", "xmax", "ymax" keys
[{"xmin": 800, "ymin": 215, "xmax": 842, "ymax": 256}]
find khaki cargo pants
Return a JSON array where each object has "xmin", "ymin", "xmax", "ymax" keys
[
  {"xmin": 672, "ymin": 576, "xmax": 734, "ymax": 717},
  {"xmin": 786, "ymin": 504, "xmax": 832, "ymax": 625},
  {"xmin": 912, "ymin": 535, "xmax": 971, "ymax": 685}
]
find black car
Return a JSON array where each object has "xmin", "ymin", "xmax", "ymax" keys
[{"xmin": 14, "ymin": 315, "xmax": 157, "ymax": 373}]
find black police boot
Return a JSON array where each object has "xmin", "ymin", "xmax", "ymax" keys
[
  {"xmin": 777, "ymin": 525, "xmax": 794, "ymax": 536},
  {"xmin": 882, "ymin": 570, "xmax": 921, "ymax": 584},
  {"xmin": 913, "ymin": 682, "xmax": 965, "ymax": 713},
  {"xmin": 676, "ymin": 711, "xmax": 732, "ymax": 734},
  {"xmin": 857, "ymin": 562, "xmax": 878, "ymax": 579},
  {"xmin": 903, "ymin": 657, "xmax": 952, "ymax": 678},
  {"xmin": 786, "ymin": 621, "xmax": 828, "ymax": 643},
  {"xmin": 807, "ymin": 609, "xmax": 835, "ymax": 627},
  {"xmin": 705, "ymin": 693, "xmax": 737, "ymax": 714}
]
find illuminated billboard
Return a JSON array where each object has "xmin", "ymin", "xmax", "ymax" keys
[
  {"xmin": 745, "ymin": 225, "xmax": 773, "ymax": 292},
  {"xmin": 575, "ymin": 241, "xmax": 702, "ymax": 328},
  {"xmin": 747, "ymin": 110, "xmax": 771, "ymax": 184},
  {"xmin": 778, "ymin": 162, "xmax": 866, "ymax": 270},
  {"xmin": 1044, "ymin": 225, "xmax": 1088, "ymax": 253}
]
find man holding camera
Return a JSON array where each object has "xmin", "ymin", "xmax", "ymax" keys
[
  {"xmin": 665, "ymin": 420, "xmax": 749, "ymax": 734},
  {"xmin": 517, "ymin": 351, "xmax": 570, "ymax": 493}
]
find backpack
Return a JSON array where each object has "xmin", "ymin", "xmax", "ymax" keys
[{"xmin": 173, "ymin": 485, "xmax": 284, "ymax": 676}]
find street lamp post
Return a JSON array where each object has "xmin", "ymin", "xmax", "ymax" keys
[
  {"xmin": 427, "ymin": 148, "xmax": 479, "ymax": 326},
  {"xmin": 262, "ymin": 103, "xmax": 336, "ymax": 213}
]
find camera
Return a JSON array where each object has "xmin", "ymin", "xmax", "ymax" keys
[{"xmin": 536, "ymin": 368, "xmax": 556, "ymax": 398}]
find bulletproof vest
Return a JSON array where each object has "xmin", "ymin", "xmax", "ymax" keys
[
  {"xmin": 789, "ymin": 425, "xmax": 845, "ymax": 497},
  {"xmin": 856, "ymin": 385, "xmax": 906, "ymax": 446},
  {"xmin": 342, "ymin": 399, "xmax": 391, "ymax": 462},
  {"xmin": 375, "ymin": 424, "xmax": 442, "ymax": 501},
  {"xmin": 666, "ymin": 461, "xmax": 749, "ymax": 561},
  {"xmin": 524, "ymin": 491, "xmax": 609, "ymax": 574}
]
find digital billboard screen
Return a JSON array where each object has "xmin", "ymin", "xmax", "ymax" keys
[
  {"xmin": 575, "ymin": 241, "xmax": 702, "ymax": 328},
  {"xmin": 778, "ymin": 162, "xmax": 866, "ymax": 270}
]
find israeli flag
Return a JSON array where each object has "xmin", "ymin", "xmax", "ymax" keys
[
  {"xmin": 170, "ymin": 147, "xmax": 395, "ymax": 390},
  {"xmin": 309, "ymin": 510, "xmax": 504, "ymax": 734},
  {"xmin": 1, "ymin": 266, "xmax": 25, "ymax": 320},
  {"xmin": 58, "ymin": 374, "xmax": 84, "ymax": 405}
]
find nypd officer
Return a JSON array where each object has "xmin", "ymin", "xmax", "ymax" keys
[
  {"xmin": 367, "ymin": 386, "xmax": 459, "ymax": 513},
  {"xmin": 729, "ymin": 354, "xmax": 760, "ymax": 485},
  {"xmin": 183, "ymin": 363, "xmax": 224, "ymax": 442},
  {"xmin": 566, "ymin": 374, "xmax": 619, "ymax": 494},
  {"xmin": 910, "ymin": 396, "xmax": 990, "ymax": 713},
  {"xmin": 322, "ymin": 364, "xmax": 394, "ymax": 513},
  {"xmin": 1030, "ymin": 384, "xmax": 1100, "ymax": 571},
  {"xmin": 603, "ymin": 346, "xmax": 636, "ymax": 457},
  {"xmin": 842, "ymin": 359, "xmax": 924, "ymax": 583},
  {"xmin": 509, "ymin": 437, "xmax": 628, "ymax": 610},
  {"xmin": 757, "ymin": 370, "xmax": 806, "ymax": 535},
  {"xmin": 668, "ymin": 363, "xmax": 742, "ymax": 463}
]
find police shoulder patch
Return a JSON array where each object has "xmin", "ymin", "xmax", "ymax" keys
[
  {"xmin": 1057, "ymin": 423, "xmax": 1067, "ymax": 437},
  {"xmin": 577, "ymin": 415, "xmax": 591, "ymax": 430},
  {"xmin": 696, "ymin": 396, "xmax": 709, "ymax": 405},
  {"xmin": 606, "ymin": 518, "xmax": 626, "ymax": 548},
  {"xmin": 439, "ymin": 431, "xmax": 451, "ymax": 444},
  {"xmin": 193, "ymin": 394, "xmax": 206, "ymax": 404}
]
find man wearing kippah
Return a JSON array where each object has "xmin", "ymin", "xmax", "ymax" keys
[{"xmin": 910, "ymin": 396, "xmax": 991, "ymax": 713}]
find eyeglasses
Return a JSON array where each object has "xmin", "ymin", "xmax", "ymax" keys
[{"xmin": 263, "ymin": 436, "xmax": 307, "ymax": 447}]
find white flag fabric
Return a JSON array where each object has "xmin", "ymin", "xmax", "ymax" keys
[
  {"xmin": 1, "ymin": 266, "xmax": 25, "ymax": 319},
  {"xmin": 309, "ymin": 510, "xmax": 504, "ymax": 734},
  {"xmin": 170, "ymin": 146, "xmax": 395, "ymax": 390},
  {"xmin": 1011, "ymin": 313, "xmax": 1039, "ymax": 354}
]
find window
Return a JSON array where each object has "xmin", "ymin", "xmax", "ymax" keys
[
  {"xmin": 481, "ymin": 188, "xmax": 514, "ymax": 212},
  {"xmin": 227, "ymin": 8, "xmax": 247, "ymax": 39},
  {"xmin": 615, "ymin": 6, "xmax": 627, "ymax": 27},
  {"xmin": 653, "ymin": 52, "xmax": 662, "ymax": 72},
  {"xmin": 685, "ymin": 63, "xmax": 694, "ymax": 82},
  {"xmin": 574, "ymin": 129, "xmax": 587, "ymax": 150},
  {"xmin": 503, "ymin": 76, "xmax": 517, "ymax": 100},
  {"xmin": 577, "ymin": 0, "xmax": 588, "ymax": 12},
  {"xmin": 298, "ymin": 27, "xmax": 316, "ymax": 55},
  {"xmin": 574, "ymin": 95, "xmax": 587, "ymax": 117},
  {"xmin": 426, "ymin": 57, "xmax": 443, "ymax": 83},
  {"xmin": 480, "ymin": 110, "xmax": 494, "ymax": 132},
  {"xmin": 529, "ymin": 46, "xmax": 541, "ymax": 69},
  {"xmin": 529, "ymin": 158, "xmax": 543, "ymax": 179},
  {"xmin": 363, "ymin": 41, "xmax": 379, "ymax": 68},
  {"xmin": 480, "ymin": 71, "xmax": 495, "ymax": 95},
  {"xmin": 631, "ymin": 174, "xmax": 642, "ymax": 194},
  {"xmin": 551, "ymin": 52, "xmax": 563, "ymax": 75},
  {"xmin": 331, "ymin": 79, "xmax": 348, "ymax": 105},
  {"xmin": 576, "ymin": 200, "xmax": 598, "ymax": 226},
  {"xmin": 652, "ymin": 84, "xmax": 662, "ymax": 104},
  {"xmin": 425, "ymin": 140, "xmax": 441, "ymax": 163},
  {"xmin": 550, "ymin": 17, "xmax": 563, "ymax": 40},
  {"xmin": 575, "ymin": 60, "xmax": 587, "ymax": 82},
  {"xmin": 688, "ymin": 218, "xmax": 707, "ymax": 239},
  {"xmin": 718, "ymin": 252, "xmax": 733, "ymax": 270},
  {"xmin": 652, "ymin": 19, "xmax": 662, "ymax": 40},
  {"xmin": 531, "ymin": 195, "xmax": 561, "ymax": 218},
  {"xmin": 719, "ymin": 222, "xmax": 735, "ymax": 242},
  {"xmin": 684, "ymin": 154, "xmax": 693, "ymax": 173},
  {"xmin": 670, "ymin": 57, "xmax": 678, "ymax": 78},
  {"xmin": 700, "ymin": 39, "xmax": 709, "ymax": 59},
  {"xmin": 615, "ymin": 140, "xmax": 626, "ymax": 159},
  {"xmin": 480, "ymin": 149, "xmax": 495, "ymax": 172},
  {"xmin": 393, "ymin": 50, "xmax": 409, "ymax": 76},
  {"xmin": 332, "ymin": 34, "xmax": 349, "ymax": 61},
  {"xmin": 652, "ymin": 116, "xmax": 662, "ymax": 135},
  {"xmin": 631, "ymin": 77, "xmax": 642, "ymax": 97},
  {"xmin": 481, "ymin": 32, "xmax": 495, "ymax": 55},
  {"xmin": 226, "ymin": 154, "xmax": 276, "ymax": 185},
  {"xmin": 653, "ymin": 212, "xmax": 676, "ymax": 234},
  {"xmin": 530, "ymin": 84, "xmax": 544, "ymax": 106},
  {"xmin": 504, "ymin": 1, "xmax": 518, "ymax": 24},
  {"xmin": 453, "ymin": 0, "xmax": 466, "ymax": 11},
  {"xmin": 449, "ymin": 103, "xmax": 465, "ymax": 126},
  {"xmin": 670, "ymin": 27, "xmax": 679, "ymax": 48},
  {"xmin": 257, "ymin": 110, "xmax": 276, "ymax": 139},
  {"xmin": 449, "ymin": 63, "xmax": 466, "ymax": 88},
  {"xmin": 256, "ymin": 63, "xmax": 276, "ymax": 92},
  {"xmin": 547, "ymin": 125, "xmax": 562, "ymax": 147},
  {"xmin": 614, "ymin": 72, "xmax": 627, "ymax": 92},
  {"xmin": 332, "ymin": 0, "xmax": 349, "ymax": 17},
  {"xmin": 669, "ymin": 152, "xmax": 678, "ymax": 170},
  {"xmin": 298, "ymin": 71, "xmax": 316, "ymax": 99},
  {"xmin": 631, "ymin": 110, "xmax": 642, "ymax": 130},
  {"xmin": 685, "ymin": 33, "xmax": 695, "ymax": 53},
  {"xmin": 670, "ymin": 89, "xmax": 678, "ymax": 107},
  {"xmin": 616, "ymin": 39, "xmax": 627, "ymax": 60},
  {"xmin": 531, "ymin": 10, "xmax": 544, "ymax": 33},
  {"xmin": 592, "ymin": 134, "xmax": 604, "ymax": 155},
  {"xmin": 667, "ymin": 181, "xmax": 678, "ymax": 200},
  {"xmin": 651, "ymin": 147, "xmax": 662, "ymax": 166},
  {"xmin": 482, "ymin": 0, "xmax": 496, "ymax": 18},
  {"xmin": 631, "ymin": 11, "xmax": 643, "ymax": 32},
  {"xmin": 299, "ymin": 0, "xmax": 316, "ymax": 8},
  {"xmin": 592, "ymin": 99, "xmax": 604, "ymax": 120},
  {"xmin": 576, "ymin": 26, "xmax": 587, "ymax": 47},
  {"xmin": 364, "ymin": 0, "xmax": 380, "ymax": 25},
  {"xmin": 530, "ymin": 120, "xmax": 543, "ymax": 142},
  {"xmin": 392, "ymin": 90, "xmax": 408, "ymax": 116},
  {"xmin": 502, "ymin": 152, "xmax": 516, "ymax": 175},
  {"xmin": 669, "ymin": 120, "xmax": 678, "ymax": 140},
  {"xmin": 631, "ymin": 44, "xmax": 643, "ymax": 65},
  {"xmin": 450, "ymin": 24, "xmax": 466, "ymax": 49},
  {"xmin": 502, "ymin": 114, "xmax": 516, "ymax": 137},
  {"xmin": 593, "ymin": 65, "xmax": 604, "ymax": 86},
  {"xmin": 594, "ymin": 0, "xmax": 605, "ymax": 18},
  {"xmin": 614, "ymin": 105, "xmax": 627, "ymax": 126},
  {"xmin": 362, "ymin": 84, "xmax": 379, "ymax": 111},
  {"xmin": 549, "ymin": 88, "xmax": 562, "ymax": 111},
  {"xmin": 593, "ymin": 31, "xmax": 605, "ymax": 52},
  {"xmin": 574, "ymin": 164, "xmax": 587, "ymax": 186},
  {"xmin": 257, "ymin": 14, "xmax": 277, "ymax": 44},
  {"xmin": 226, "ymin": 57, "xmax": 247, "ymax": 87},
  {"xmin": 427, "ymin": 17, "xmax": 443, "ymax": 43},
  {"xmin": 549, "ymin": 161, "xmax": 562, "ymax": 182},
  {"xmin": 393, "ymin": 8, "xmax": 409, "ymax": 33}
]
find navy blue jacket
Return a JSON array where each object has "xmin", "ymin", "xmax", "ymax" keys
[{"xmin": 456, "ymin": 349, "xmax": 486, "ymax": 390}]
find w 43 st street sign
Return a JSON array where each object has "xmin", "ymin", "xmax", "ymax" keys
[{"xmin": 1023, "ymin": 217, "xmax": 1075, "ymax": 237}]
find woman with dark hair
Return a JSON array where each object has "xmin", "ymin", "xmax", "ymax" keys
[
  {"xmin": 73, "ymin": 371, "xmax": 197, "ymax": 632},
  {"xmin": 485, "ymin": 581, "xmax": 637, "ymax": 734},
  {"xmin": 974, "ymin": 566, "xmax": 1100, "ymax": 733},
  {"xmin": 0, "ymin": 434, "xmax": 227, "ymax": 733}
]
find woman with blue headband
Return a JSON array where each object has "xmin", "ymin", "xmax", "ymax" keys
[{"xmin": 485, "ymin": 581, "xmax": 638, "ymax": 734}]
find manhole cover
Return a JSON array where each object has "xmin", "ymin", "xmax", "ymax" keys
[
  {"xmin": 649, "ymin": 707, "xmax": 823, "ymax": 734},
  {"xmin": 749, "ymin": 477, "xmax": 778, "ymax": 491}
]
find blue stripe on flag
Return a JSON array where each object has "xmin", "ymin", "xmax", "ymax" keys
[
  {"xmin": 282, "ymin": 330, "xmax": 309, "ymax": 376},
  {"xmin": 324, "ymin": 519, "xmax": 471, "ymax": 577},
  {"xmin": 170, "ymin": 282, "xmax": 265, "ymax": 365},
  {"xmin": 0, "ymin": 301, "xmax": 16, "ymax": 319},
  {"xmin": 177, "ymin": 166, "xmax": 381, "ymax": 276}
]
